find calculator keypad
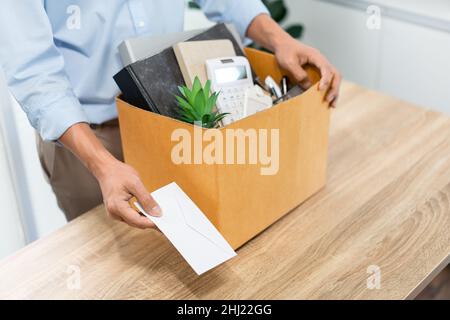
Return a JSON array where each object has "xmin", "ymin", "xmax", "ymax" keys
[{"xmin": 217, "ymin": 85, "xmax": 253, "ymax": 124}]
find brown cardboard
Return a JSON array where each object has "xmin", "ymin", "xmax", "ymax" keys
[{"xmin": 117, "ymin": 48, "xmax": 331, "ymax": 249}]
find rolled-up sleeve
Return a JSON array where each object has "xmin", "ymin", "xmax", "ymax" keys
[
  {"xmin": 195, "ymin": 0, "xmax": 269, "ymax": 40},
  {"xmin": 0, "ymin": 0, "xmax": 89, "ymax": 141}
]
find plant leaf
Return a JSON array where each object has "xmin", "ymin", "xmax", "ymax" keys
[
  {"xmin": 203, "ymin": 80, "xmax": 211, "ymax": 101},
  {"xmin": 174, "ymin": 76, "xmax": 227, "ymax": 128},
  {"xmin": 210, "ymin": 91, "xmax": 220, "ymax": 114},
  {"xmin": 215, "ymin": 113, "xmax": 229, "ymax": 121},
  {"xmin": 186, "ymin": 87, "xmax": 197, "ymax": 106},
  {"xmin": 177, "ymin": 86, "xmax": 189, "ymax": 98},
  {"xmin": 191, "ymin": 76, "xmax": 202, "ymax": 99},
  {"xmin": 265, "ymin": 0, "xmax": 287, "ymax": 22},
  {"xmin": 188, "ymin": 1, "xmax": 200, "ymax": 9},
  {"xmin": 285, "ymin": 24, "xmax": 303, "ymax": 39},
  {"xmin": 194, "ymin": 90, "xmax": 206, "ymax": 116},
  {"xmin": 175, "ymin": 95, "xmax": 192, "ymax": 110},
  {"xmin": 202, "ymin": 113, "xmax": 212, "ymax": 122},
  {"xmin": 175, "ymin": 95, "xmax": 199, "ymax": 119}
]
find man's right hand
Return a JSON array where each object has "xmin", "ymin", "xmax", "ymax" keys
[
  {"xmin": 59, "ymin": 123, "xmax": 161, "ymax": 229},
  {"xmin": 95, "ymin": 158, "xmax": 161, "ymax": 229}
]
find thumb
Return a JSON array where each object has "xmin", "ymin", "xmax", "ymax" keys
[{"xmin": 129, "ymin": 178, "xmax": 162, "ymax": 217}]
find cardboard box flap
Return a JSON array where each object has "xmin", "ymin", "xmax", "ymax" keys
[{"xmin": 244, "ymin": 47, "xmax": 321, "ymax": 85}]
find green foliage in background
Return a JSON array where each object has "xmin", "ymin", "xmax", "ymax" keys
[
  {"xmin": 188, "ymin": 0, "xmax": 303, "ymax": 39},
  {"xmin": 262, "ymin": 0, "xmax": 303, "ymax": 39},
  {"xmin": 175, "ymin": 76, "xmax": 228, "ymax": 128}
]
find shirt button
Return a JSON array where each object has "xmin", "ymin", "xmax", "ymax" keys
[{"xmin": 137, "ymin": 21, "xmax": 146, "ymax": 28}]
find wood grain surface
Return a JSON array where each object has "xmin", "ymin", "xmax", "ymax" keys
[{"xmin": 0, "ymin": 81, "xmax": 449, "ymax": 299}]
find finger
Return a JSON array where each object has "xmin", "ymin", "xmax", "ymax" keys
[
  {"xmin": 300, "ymin": 77, "xmax": 312, "ymax": 90},
  {"xmin": 110, "ymin": 213, "xmax": 125, "ymax": 222},
  {"xmin": 318, "ymin": 65, "xmax": 333, "ymax": 93},
  {"xmin": 118, "ymin": 202, "xmax": 156, "ymax": 229},
  {"xmin": 330, "ymin": 95, "xmax": 339, "ymax": 108},
  {"xmin": 326, "ymin": 69, "xmax": 342, "ymax": 105},
  {"xmin": 128, "ymin": 177, "xmax": 162, "ymax": 217},
  {"xmin": 285, "ymin": 60, "xmax": 312, "ymax": 89},
  {"xmin": 307, "ymin": 53, "xmax": 333, "ymax": 92},
  {"xmin": 105, "ymin": 200, "xmax": 125, "ymax": 222}
]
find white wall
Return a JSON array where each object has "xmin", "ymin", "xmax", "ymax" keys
[
  {"xmin": 0, "ymin": 71, "xmax": 26, "ymax": 258},
  {"xmin": 0, "ymin": 133, "xmax": 25, "ymax": 258},
  {"xmin": 284, "ymin": 0, "xmax": 450, "ymax": 113},
  {"xmin": 377, "ymin": 18, "xmax": 450, "ymax": 112},
  {"xmin": 0, "ymin": 69, "xmax": 66, "ymax": 260},
  {"xmin": 284, "ymin": 0, "xmax": 381, "ymax": 88},
  {"xmin": 10, "ymin": 97, "xmax": 66, "ymax": 238}
]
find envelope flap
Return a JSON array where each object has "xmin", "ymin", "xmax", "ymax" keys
[{"xmin": 166, "ymin": 184, "xmax": 233, "ymax": 255}]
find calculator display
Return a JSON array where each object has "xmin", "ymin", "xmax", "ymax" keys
[{"xmin": 215, "ymin": 66, "xmax": 248, "ymax": 84}]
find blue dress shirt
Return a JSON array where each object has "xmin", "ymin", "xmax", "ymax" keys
[{"xmin": 0, "ymin": 0, "xmax": 268, "ymax": 140}]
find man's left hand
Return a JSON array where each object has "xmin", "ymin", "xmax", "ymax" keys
[
  {"xmin": 273, "ymin": 37, "xmax": 341, "ymax": 107},
  {"xmin": 247, "ymin": 14, "xmax": 342, "ymax": 108}
]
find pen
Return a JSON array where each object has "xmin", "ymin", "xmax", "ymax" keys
[
  {"xmin": 282, "ymin": 76, "xmax": 288, "ymax": 96},
  {"xmin": 265, "ymin": 76, "xmax": 282, "ymax": 100}
]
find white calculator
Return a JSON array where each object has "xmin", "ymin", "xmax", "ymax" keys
[{"xmin": 206, "ymin": 56, "xmax": 254, "ymax": 125}]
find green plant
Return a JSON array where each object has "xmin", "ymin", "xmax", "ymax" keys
[
  {"xmin": 263, "ymin": 0, "xmax": 303, "ymax": 39},
  {"xmin": 175, "ymin": 76, "xmax": 228, "ymax": 128}
]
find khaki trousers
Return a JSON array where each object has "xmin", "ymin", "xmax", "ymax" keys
[{"xmin": 36, "ymin": 120, "xmax": 123, "ymax": 221}]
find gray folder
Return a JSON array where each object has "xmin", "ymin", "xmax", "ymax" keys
[{"xmin": 118, "ymin": 24, "xmax": 244, "ymax": 66}]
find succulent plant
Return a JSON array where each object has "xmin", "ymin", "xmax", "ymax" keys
[{"xmin": 175, "ymin": 76, "xmax": 229, "ymax": 128}]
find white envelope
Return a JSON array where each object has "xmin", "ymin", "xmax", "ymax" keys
[{"xmin": 135, "ymin": 182, "xmax": 236, "ymax": 275}]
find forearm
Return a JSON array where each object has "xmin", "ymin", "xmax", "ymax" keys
[
  {"xmin": 58, "ymin": 123, "xmax": 116, "ymax": 179},
  {"xmin": 246, "ymin": 14, "xmax": 291, "ymax": 52}
]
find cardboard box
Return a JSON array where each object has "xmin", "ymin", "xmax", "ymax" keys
[{"xmin": 117, "ymin": 48, "xmax": 331, "ymax": 249}]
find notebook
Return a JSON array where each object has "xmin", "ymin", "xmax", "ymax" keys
[
  {"xmin": 113, "ymin": 23, "xmax": 246, "ymax": 118},
  {"xmin": 174, "ymin": 39, "xmax": 236, "ymax": 88}
]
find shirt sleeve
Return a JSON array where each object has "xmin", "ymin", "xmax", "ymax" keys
[
  {"xmin": 0, "ymin": 0, "xmax": 89, "ymax": 141},
  {"xmin": 194, "ymin": 0, "xmax": 269, "ymax": 40}
]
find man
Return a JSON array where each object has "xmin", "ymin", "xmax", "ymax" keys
[{"xmin": 0, "ymin": 1, "xmax": 340, "ymax": 229}]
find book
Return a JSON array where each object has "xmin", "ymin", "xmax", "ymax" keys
[{"xmin": 173, "ymin": 39, "xmax": 236, "ymax": 88}]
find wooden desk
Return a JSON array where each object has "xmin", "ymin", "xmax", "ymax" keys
[{"xmin": 1, "ymin": 82, "xmax": 449, "ymax": 299}]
